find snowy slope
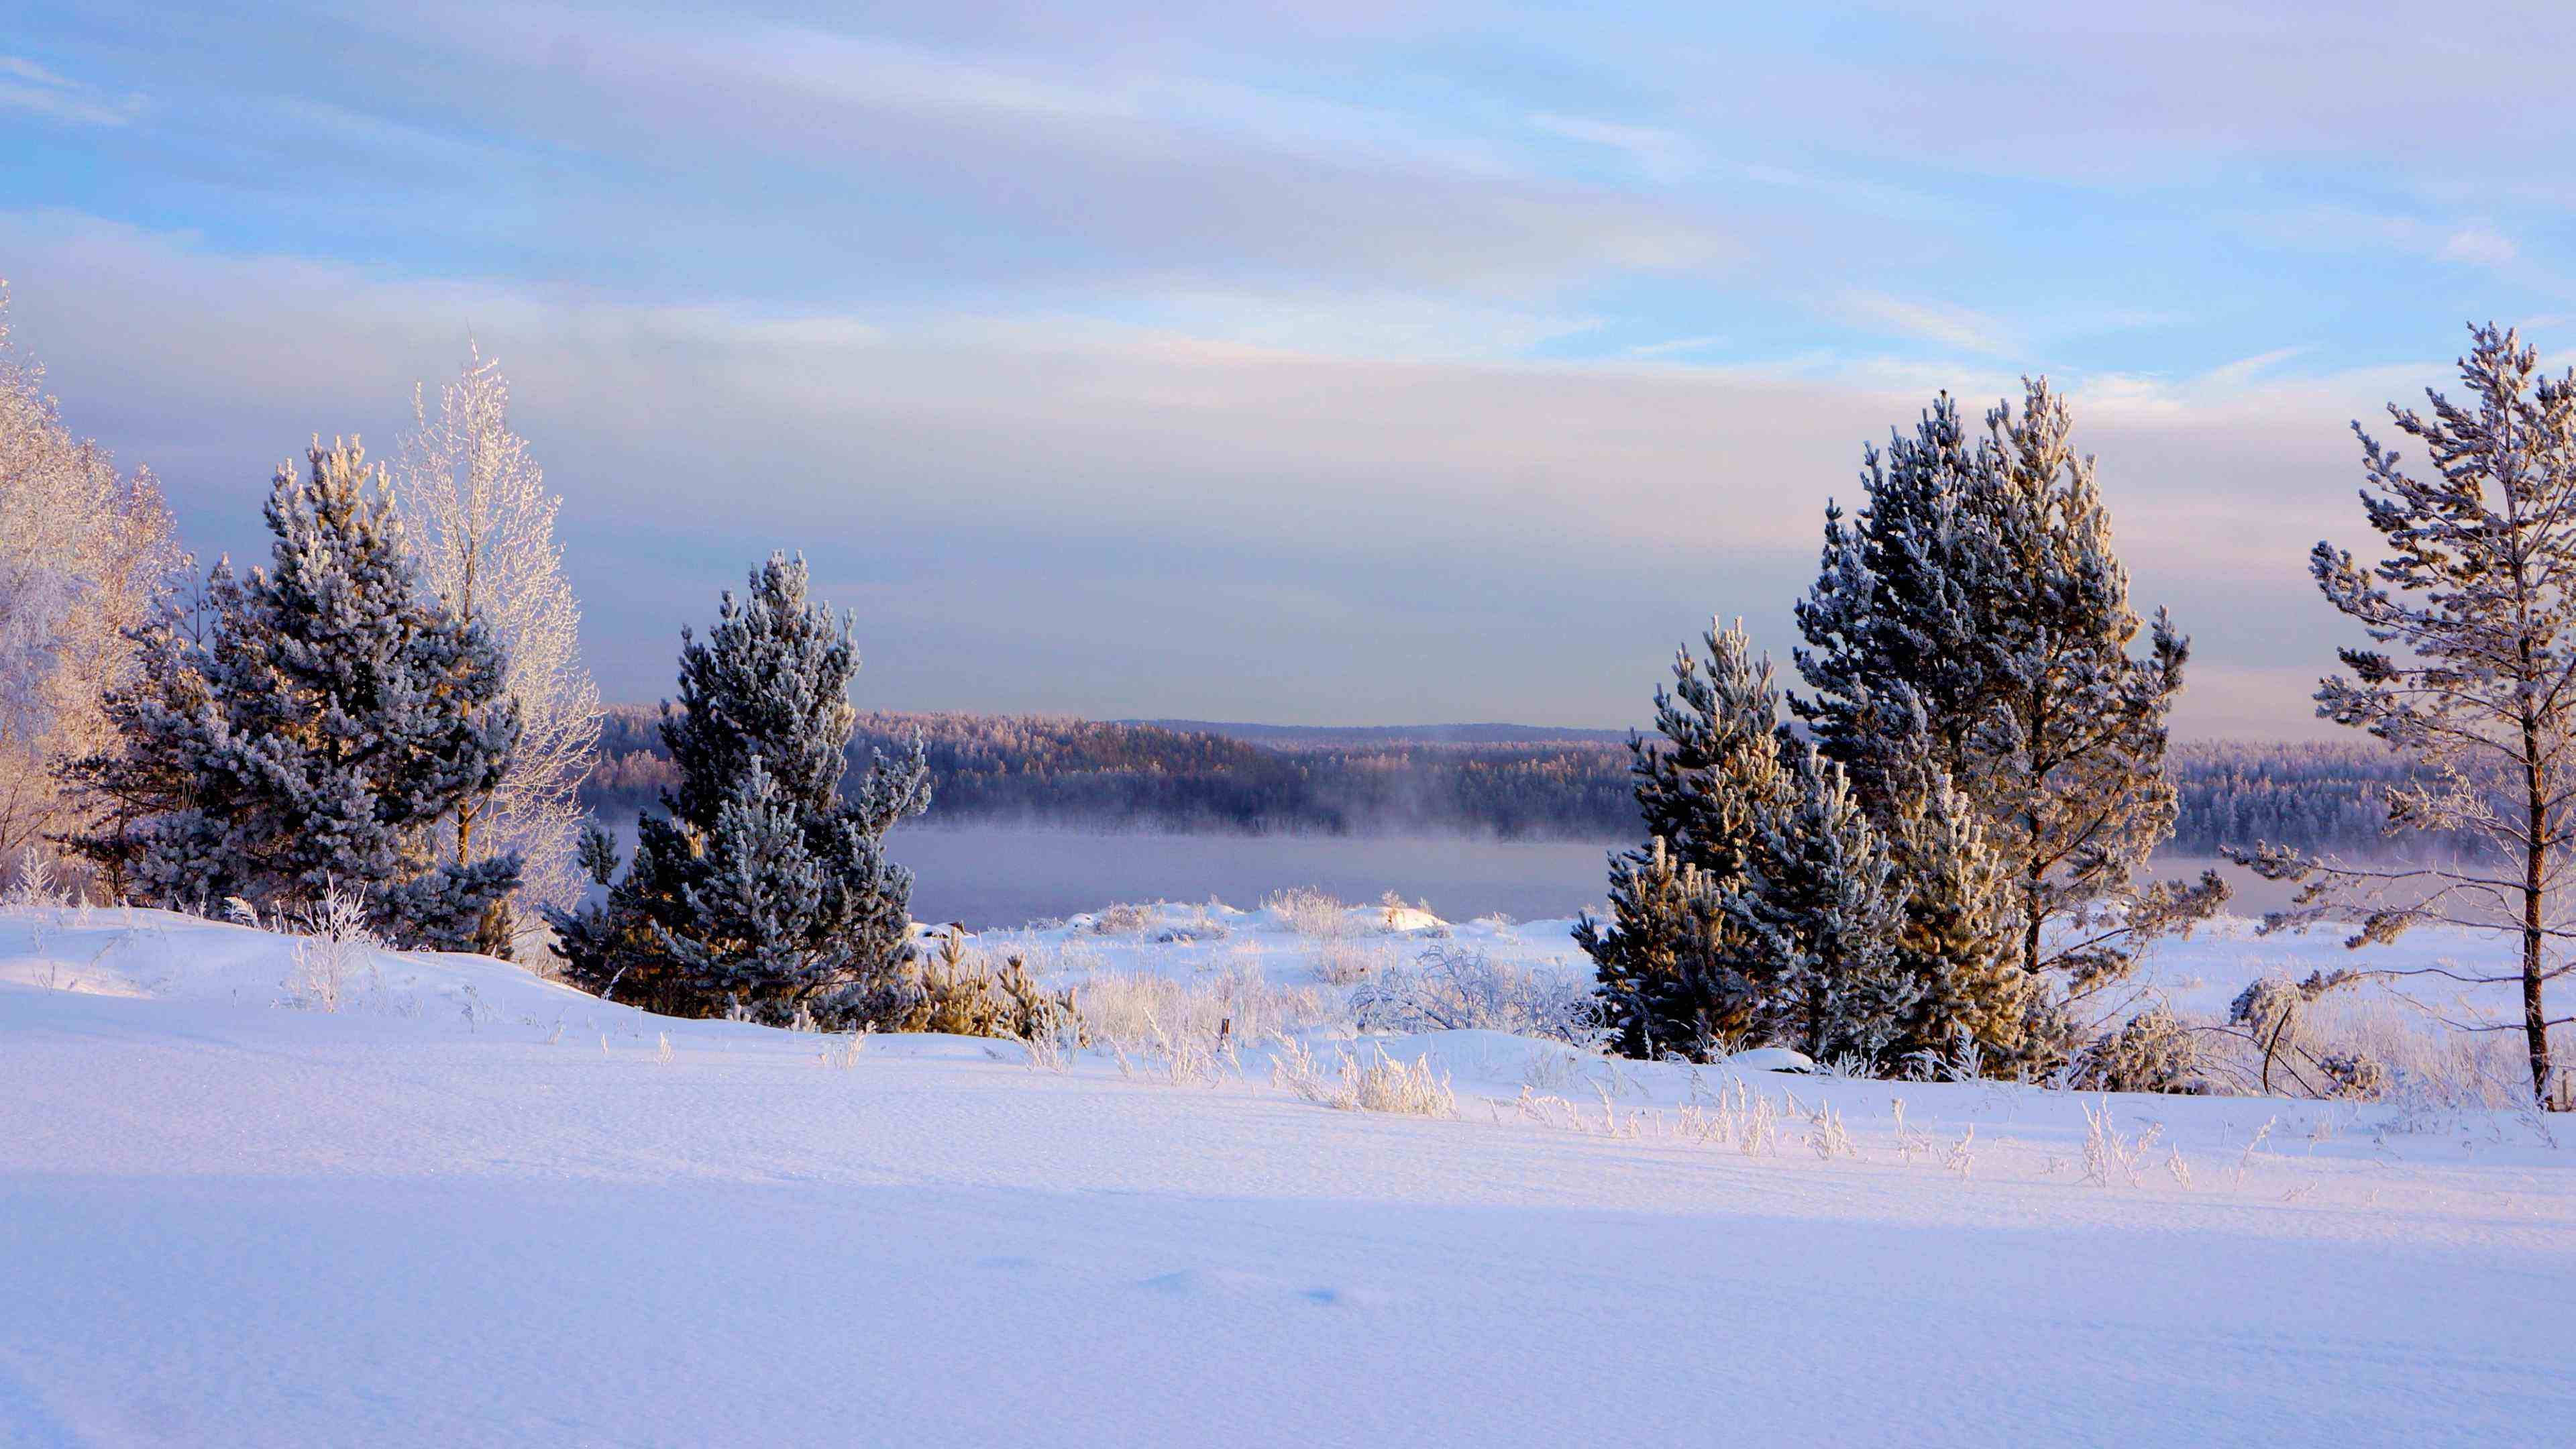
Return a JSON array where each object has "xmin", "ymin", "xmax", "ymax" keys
[{"xmin": 2, "ymin": 904, "xmax": 2570, "ymax": 1448}]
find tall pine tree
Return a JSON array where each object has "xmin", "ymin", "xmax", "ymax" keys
[
  {"xmin": 1794, "ymin": 380, "xmax": 2221, "ymax": 1028},
  {"xmin": 63, "ymin": 440, "xmax": 521, "ymax": 949},
  {"xmin": 2233, "ymin": 324, "xmax": 2576, "ymax": 1104},
  {"xmin": 547, "ymin": 553, "xmax": 932, "ymax": 1022}
]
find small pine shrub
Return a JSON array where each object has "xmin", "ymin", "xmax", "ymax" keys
[
  {"xmin": 2315, "ymin": 1050, "xmax": 2388, "ymax": 1101},
  {"xmin": 2070, "ymin": 1005, "xmax": 2204, "ymax": 1094},
  {"xmin": 863, "ymin": 930, "xmax": 1079, "ymax": 1043}
]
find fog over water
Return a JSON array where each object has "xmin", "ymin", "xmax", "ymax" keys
[
  {"xmin": 609, "ymin": 820, "xmax": 2302, "ymax": 932},
  {"xmin": 896, "ymin": 826, "xmax": 1620, "ymax": 929},
  {"xmin": 793, "ymin": 826, "xmax": 2300, "ymax": 933}
]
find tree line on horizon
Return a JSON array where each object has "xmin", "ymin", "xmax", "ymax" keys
[{"xmin": 581, "ymin": 708, "xmax": 2463, "ymax": 856}]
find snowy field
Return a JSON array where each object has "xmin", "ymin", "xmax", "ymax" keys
[{"xmin": 3, "ymin": 899, "xmax": 2571, "ymax": 1448}]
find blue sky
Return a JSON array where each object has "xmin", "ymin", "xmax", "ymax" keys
[{"xmin": 7, "ymin": 1, "xmax": 2576, "ymax": 733}]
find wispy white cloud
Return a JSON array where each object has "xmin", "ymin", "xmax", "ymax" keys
[
  {"xmin": 1832, "ymin": 291, "xmax": 2017, "ymax": 356},
  {"xmin": 2439, "ymin": 226, "xmax": 2518, "ymax": 268},
  {"xmin": 1527, "ymin": 113, "xmax": 1693, "ymax": 182},
  {"xmin": 0, "ymin": 55, "xmax": 142, "ymax": 127},
  {"xmin": 2198, "ymin": 345, "xmax": 2308, "ymax": 388},
  {"xmin": 1625, "ymin": 334, "xmax": 1729, "ymax": 358}
]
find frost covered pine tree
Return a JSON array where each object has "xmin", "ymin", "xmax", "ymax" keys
[
  {"xmin": 393, "ymin": 347, "xmax": 602, "ymax": 930},
  {"xmin": 62, "ymin": 440, "xmax": 522, "ymax": 948},
  {"xmin": 1723, "ymin": 741, "xmax": 1914, "ymax": 1064},
  {"xmin": 547, "ymin": 553, "xmax": 932, "ymax": 1022},
  {"xmin": 1576, "ymin": 621, "xmax": 1792, "ymax": 1058},
  {"xmin": 2233, "ymin": 325, "xmax": 2576, "ymax": 1105},
  {"xmin": 1574, "ymin": 835, "xmax": 1736, "ymax": 1059},
  {"xmin": 1880, "ymin": 733, "xmax": 2045, "ymax": 1065},
  {"xmin": 1794, "ymin": 380, "xmax": 2222, "ymax": 1047}
]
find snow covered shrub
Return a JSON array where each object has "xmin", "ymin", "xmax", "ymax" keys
[
  {"xmin": 280, "ymin": 883, "xmax": 378, "ymax": 1013},
  {"xmin": 859, "ymin": 930, "xmax": 1076, "ymax": 1043},
  {"xmin": 2315, "ymin": 1051, "xmax": 2388, "ymax": 1102},
  {"xmin": 2070, "ymin": 1006, "xmax": 2204, "ymax": 1094},
  {"xmin": 1313, "ymin": 938, "xmax": 1385, "ymax": 985},
  {"xmin": 1350, "ymin": 944, "xmax": 1597, "ymax": 1046},
  {"xmin": 1271, "ymin": 1038, "xmax": 1456, "ymax": 1118},
  {"xmin": 1265, "ymin": 887, "xmax": 1350, "ymax": 938},
  {"xmin": 2202, "ymin": 969, "xmax": 2369, "ymax": 1097},
  {"xmin": 1091, "ymin": 902, "xmax": 1156, "ymax": 936},
  {"xmin": 5, "ymin": 846, "xmax": 66, "ymax": 911},
  {"xmin": 1073, "ymin": 966, "xmax": 1335, "ymax": 1052},
  {"xmin": 1154, "ymin": 902, "xmax": 1230, "ymax": 944}
]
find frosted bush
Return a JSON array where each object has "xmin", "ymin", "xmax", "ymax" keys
[
  {"xmin": 1091, "ymin": 902, "xmax": 1157, "ymax": 936},
  {"xmin": 1264, "ymin": 887, "xmax": 1350, "ymax": 939},
  {"xmin": 1155, "ymin": 902, "xmax": 1230, "ymax": 943},
  {"xmin": 280, "ymin": 883, "xmax": 379, "ymax": 1013},
  {"xmin": 1350, "ymin": 944, "xmax": 1598, "ymax": 1046},
  {"xmin": 5, "ymin": 846, "xmax": 66, "ymax": 910},
  {"xmin": 1314, "ymin": 938, "xmax": 1387, "ymax": 985},
  {"xmin": 2070, "ymin": 1005, "xmax": 2204, "ymax": 1094},
  {"xmin": 2178, "ymin": 982, "xmax": 2533, "ymax": 1110},
  {"xmin": 1074, "ymin": 965, "xmax": 1339, "ymax": 1052},
  {"xmin": 2314, "ymin": 1050, "xmax": 2387, "ymax": 1101}
]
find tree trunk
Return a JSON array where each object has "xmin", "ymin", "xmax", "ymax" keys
[{"xmin": 2523, "ymin": 717, "xmax": 2556, "ymax": 1106}]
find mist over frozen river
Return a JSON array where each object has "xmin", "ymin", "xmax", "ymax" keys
[
  {"xmin": 616, "ymin": 821, "xmax": 2279, "ymax": 932},
  {"xmin": 892, "ymin": 826, "xmax": 1617, "ymax": 928}
]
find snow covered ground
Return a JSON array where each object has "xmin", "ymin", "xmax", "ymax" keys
[{"xmin": 3, "ymin": 900, "xmax": 2570, "ymax": 1447}]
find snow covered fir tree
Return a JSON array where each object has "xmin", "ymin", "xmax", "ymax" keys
[
  {"xmin": 1585, "ymin": 382, "xmax": 2223, "ymax": 1072},
  {"xmin": 60, "ymin": 439, "xmax": 522, "ymax": 951},
  {"xmin": 1793, "ymin": 380, "xmax": 2225, "ymax": 1002},
  {"xmin": 548, "ymin": 552, "xmax": 933, "ymax": 1024}
]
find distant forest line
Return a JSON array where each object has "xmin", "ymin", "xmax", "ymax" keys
[{"xmin": 580, "ymin": 708, "xmax": 2437, "ymax": 855}]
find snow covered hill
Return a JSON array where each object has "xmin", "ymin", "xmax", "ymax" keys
[{"xmin": 3, "ymin": 903, "xmax": 2570, "ymax": 1447}]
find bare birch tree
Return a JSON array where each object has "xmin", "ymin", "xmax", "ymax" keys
[
  {"xmin": 0, "ymin": 282, "xmax": 188, "ymax": 869},
  {"xmin": 394, "ymin": 347, "xmax": 601, "ymax": 926},
  {"xmin": 2233, "ymin": 323, "xmax": 2576, "ymax": 1106}
]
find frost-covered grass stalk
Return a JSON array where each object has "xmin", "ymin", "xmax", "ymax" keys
[
  {"xmin": 1507, "ymin": 1071, "xmax": 1782, "ymax": 1152},
  {"xmin": 1272, "ymin": 1038, "xmax": 1456, "ymax": 1118},
  {"xmin": 1066, "ymin": 965, "xmax": 1335, "ymax": 1051},
  {"xmin": 2079, "ymin": 1097, "xmax": 2162, "ymax": 1188}
]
